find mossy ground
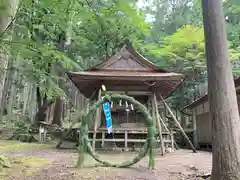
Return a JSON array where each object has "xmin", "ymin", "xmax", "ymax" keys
[
  {"xmin": 0, "ymin": 155, "xmax": 50, "ymax": 178},
  {"xmin": 0, "ymin": 140, "xmax": 49, "ymax": 150},
  {"xmin": 0, "ymin": 140, "xmax": 51, "ymax": 179}
]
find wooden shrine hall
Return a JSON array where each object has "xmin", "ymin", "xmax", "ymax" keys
[{"xmin": 67, "ymin": 41, "xmax": 185, "ymax": 152}]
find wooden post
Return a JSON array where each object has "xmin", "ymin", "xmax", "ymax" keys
[
  {"xmin": 39, "ymin": 125, "xmax": 46, "ymax": 143},
  {"xmin": 170, "ymin": 129, "xmax": 174, "ymax": 151},
  {"xmin": 192, "ymin": 108, "xmax": 199, "ymax": 149},
  {"xmin": 92, "ymin": 89, "xmax": 102, "ymax": 151},
  {"xmin": 153, "ymin": 93, "xmax": 165, "ymax": 155},
  {"xmin": 159, "ymin": 94, "xmax": 197, "ymax": 153},
  {"xmin": 151, "ymin": 95, "xmax": 156, "ymax": 127},
  {"xmin": 39, "ymin": 125, "xmax": 42, "ymax": 143},
  {"xmin": 43, "ymin": 127, "xmax": 47, "ymax": 143},
  {"xmin": 157, "ymin": 114, "xmax": 178, "ymax": 149},
  {"xmin": 124, "ymin": 131, "xmax": 128, "ymax": 149},
  {"xmin": 101, "ymin": 131, "xmax": 105, "ymax": 148}
]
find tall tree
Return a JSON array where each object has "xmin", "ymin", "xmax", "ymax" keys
[
  {"xmin": 0, "ymin": 0, "xmax": 19, "ymax": 34},
  {"xmin": 201, "ymin": 0, "xmax": 240, "ymax": 179}
]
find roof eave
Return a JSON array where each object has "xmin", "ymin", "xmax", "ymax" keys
[{"xmin": 182, "ymin": 76, "xmax": 240, "ymax": 111}]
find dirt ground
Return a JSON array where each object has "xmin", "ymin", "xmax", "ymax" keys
[{"xmin": 0, "ymin": 140, "xmax": 212, "ymax": 180}]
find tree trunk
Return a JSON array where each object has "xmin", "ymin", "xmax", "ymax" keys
[
  {"xmin": 0, "ymin": 55, "xmax": 13, "ymax": 118},
  {"xmin": 52, "ymin": 97, "xmax": 63, "ymax": 126},
  {"xmin": 35, "ymin": 100, "xmax": 54, "ymax": 124},
  {"xmin": 6, "ymin": 55, "xmax": 20, "ymax": 121},
  {"xmin": 29, "ymin": 84, "xmax": 37, "ymax": 123},
  {"xmin": 201, "ymin": 1, "xmax": 240, "ymax": 180},
  {"xmin": 51, "ymin": 34, "xmax": 65, "ymax": 126},
  {"xmin": 22, "ymin": 82, "xmax": 31, "ymax": 115},
  {"xmin": 34, "ymin": 87, "xmax": 54, "ymax": 125},
  {"xmin": 0, "ymin": 0, "xmax": 19, "ymax": 34}
]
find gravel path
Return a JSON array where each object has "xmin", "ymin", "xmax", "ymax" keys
[{"xmin": 1, "ymin": 146, "xmax": 212, "ymax": 180}]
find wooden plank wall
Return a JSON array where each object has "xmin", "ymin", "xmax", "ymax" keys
[{"xmin": 193, "ymin": 94, "xmax": 240, "ymax": 146}]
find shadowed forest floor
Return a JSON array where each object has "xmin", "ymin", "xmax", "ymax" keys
[{"xmin": 0, "ymin": 140, "xmax": 212, "ymax": 180}]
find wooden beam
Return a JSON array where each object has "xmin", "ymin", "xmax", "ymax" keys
[
  {"xmin": 88, "ymin": 138, "xmax": 172, "ymax": 143},
  {"xmin": 102, "ymin": 91, "xmax": 152, "ymax": 96},
  {"xmin": 73, "ymin": 79, "xmax": 180, "ymax": 90},
  {"xmin": 70, "ymin": 74, "xmax": 183, "ymax": 81},
  {"xmin": 159, "ymin": 94, "xmax": 197, "ymax": 153},
  {"xmin": 84, "ymin": 86, "xmax": 162, "ymax": 95},
  {"xmin": 88, "ymin": 129, "xmax": 174, "ymax": 134},
  {"xmin": 153, "ymin": 93, "xmax": 165, "ymax": 155}
]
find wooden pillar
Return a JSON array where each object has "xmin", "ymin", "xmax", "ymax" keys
[
  {"xmin": 192, "ymin": 108, "xmax": 199, "ymax": 149},
  {"xmin": 170, "ymin": 130, "xmax": 174, "ymax": 151},
  {"xmin": 158, "ymin": 113, "xmax": 178, "ymax": 149},
  {"xmin": 92, "ymin": 89, "xmax": 102, "ymax": 151},
  {"xmin": 152, "ymin": 93, "xmax": 165, "ymax": 155},
  {"xmin": 43, "ymin": 127, "xmax": 47, "ymax": 142},
  {"xmin": 39, "ymin": 125, "xmax": 42, "ymax": 143},
  {"xmin": 159, "ymin": 94, "xmax": 197, "ymax": 153},
  {"xmin": 124, "ymin": 131, "xmax": 128, "ymax": 149},
  {"xmin": 151, "ymin": 95, "xmax": 156, "ymax": 127},
  {"xmin": 39, "ymin": 125, "xmax": 46, "ymax": 143}
]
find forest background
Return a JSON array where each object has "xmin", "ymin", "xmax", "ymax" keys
[{"xmin": 0, "ymin": 0, "xmax": 239, "ymax": 127}]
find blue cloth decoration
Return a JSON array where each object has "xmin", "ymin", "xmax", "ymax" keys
[{"xmin": 103, "ymin": 102, "xmax": 112, "ymax": 134}]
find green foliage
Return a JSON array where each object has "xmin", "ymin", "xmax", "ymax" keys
[
  {"xmin": 14, "ymin": 119, "xmax": 31, "ymax": 133},
  {"xmin": 157, "ymin": 25, "xmax": 205, "ymax": 73},
  {"xmin": 0, "ymin": 0, "xmax": 150, "ymax": 103},
  {"xmin": 146, "ymin": 24, "xmax": 239, "ymax": 74},
  {"xmin": 71, "ymin": 0, "xmax": 150, "ymax": 67},
  {"xmin": 1, "ymin": 0, "xmax": 240, "ymax": 113}
]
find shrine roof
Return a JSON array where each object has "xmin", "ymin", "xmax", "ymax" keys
[
  {"xmin": 67, "ymin": 41, "xmax": 185, "ymax": 99},
  {"xmin": 84, "ymin": 42, "xmax": 166, "ymax": 72}
]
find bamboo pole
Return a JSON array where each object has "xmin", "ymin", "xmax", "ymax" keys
[
  {"xmin": 159, "ymin": 94, "xmax": 197, "ymax": 153},
  {"xmin": 153, "ymin": 93, "xmax": 165, "ymax": 155},
  {"xmin": 92, "ymin": 88, "xmax": 102, "ymax": 151}
]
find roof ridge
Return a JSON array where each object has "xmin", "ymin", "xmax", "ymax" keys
[{"xmin": 85, "ymin": 41, "xmax": 169, "ymax": 73}]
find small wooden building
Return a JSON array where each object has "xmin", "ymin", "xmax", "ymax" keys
[
  {"xmin": 182, "ymin": 76, "xmax": 240, "ymax": 149},
  {"xmin": 67, "ymin": 42, "xmax": 184, "ymax": 151}
]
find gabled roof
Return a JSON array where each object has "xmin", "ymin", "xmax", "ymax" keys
[
  {"xmin": 182, "ymin": 76, "xmax": 240, "ymax": 110},
  {"xmin": 67, "ymin": 41, "xmax": 185, "ymax": 99},
  {"xmin": 85, "ymin": 41, "xmax": 167, "ymax": 72}
]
